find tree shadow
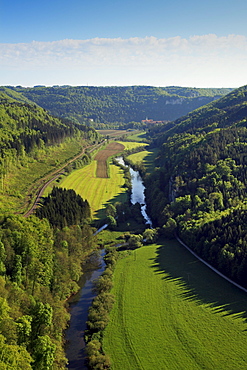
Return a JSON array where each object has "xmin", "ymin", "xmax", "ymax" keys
[
  {"xmin": 92, "ymin": 188, "xmax": 127, "ymax": 222},
  {"xmin": 150, "ymin": 238, "xmax": 247, "ymax": 323}
]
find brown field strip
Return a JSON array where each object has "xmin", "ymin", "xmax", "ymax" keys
[{"xmin": 95, "ymin": 142, "xmax": 125, "ymax": 178}]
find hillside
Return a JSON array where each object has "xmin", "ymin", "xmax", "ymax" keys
[
  {"xmin": 145, "ymin": 84, "xmax": 247, "ymax": 288},
  {"xmin": 0, "ymin": 92, "xmax": 102, "ymax": 369},
  {"xmin": 152, "ymin": 84, "xmax": 247, "ymax": 140},
  {"xmin": 3, "ymin": 85, "xmax": 232, "ymax": 125},
  {"xmin": 0, "ymin": 92, "xmax": 99, "ymax": 210}
]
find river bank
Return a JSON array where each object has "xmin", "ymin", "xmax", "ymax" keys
[
  {"xmin": 65, "ymin": 155, "xmax": 152, "ymax": 368},
  {"xmin": 65, "ymin": 249, "xmax": 106, "ymax": 369}
]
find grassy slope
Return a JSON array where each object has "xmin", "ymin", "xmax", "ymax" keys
[
  {"xmin": 103, "ymin": 239, "xmax": 247, "ymax": 370},
  {"xmin": 1, "ymin": 139, "xmax": 84, "ymax": 213}
]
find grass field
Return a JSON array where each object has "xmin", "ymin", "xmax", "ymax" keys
[
  {"xmin": 58, "ymin": 160, "xmax": 127, "ymax": 220},
  {"xmin": 125, "ymin": 131, "xmax": 147, "ymax": 142},
  {"xmin": 127, "ymin": 148, "xmax": 159, "ymax": 175},
  {"xmin": 116, "ymin": 141, "xmax": 149, "ymax": 151},
  {"xmin": 103, "ymin": 239, "xmax": 247, "ymax": 370}
]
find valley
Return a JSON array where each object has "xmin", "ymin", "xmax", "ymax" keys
[{"xmin": 0, "ymin": 85, "xmax": 247, "ymax": 369}]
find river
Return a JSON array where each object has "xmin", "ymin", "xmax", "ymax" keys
[
  {"xmin": 115, "ymin": 156, "xmax": 152, "ymax": 227},
  {"xmin": 65, "ymin": 157, "xmax": 151, "ymax": 368},
  {"xmin": 65, "ymin": 250, "xmax": 106, "ymax": 369}
]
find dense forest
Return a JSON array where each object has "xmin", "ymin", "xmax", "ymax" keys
[
  {"xmin": 1, "ymin": 85, "xmax": 232, "ymax": 126},
  {"xmin": 0, "ymin": 93, "xmax": 101, "ymax": 368},
  {"xmin": 145, "ymin": 84, "xmax": 247, "ymax": 288}
]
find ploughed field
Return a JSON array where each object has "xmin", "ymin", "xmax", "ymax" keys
[
  {"xmin": 103, "ymin": 239, "xmax": 247, "ymax": 370},
  {"xmin": 94, "ymin": 142, "xmax": 125, "ymax": 178}
]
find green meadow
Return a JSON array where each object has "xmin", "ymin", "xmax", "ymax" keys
[
  {"xmin": 116, "ymin": 141, "xmax": 149, "ymax": 150},
  {"xmin": 103, "ymin": 239, "xmax": 247, "ymax": 370},
  {"xmin": 58, "ymin": 160, "xmax": 127, "ymax": 220},
  {"xmin": 125, "ymin": 131, "xmax": 147, "ymax": 142},
  {"xmin": 127, "ymin": 148, "xmax": 159, "ymax": 174}
]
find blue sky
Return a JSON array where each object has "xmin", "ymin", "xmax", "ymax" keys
[{"xmin": 1, "ymin": 0, "xmax": 247, "ymax": 87}]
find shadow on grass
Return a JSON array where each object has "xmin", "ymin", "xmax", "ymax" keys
[
  {"xmin": 151, "ymin": 238, "xmax": 247, "ymax": 323},
  {"xmin": 92, "ymin": 191, "xmax": 145, "ymax": 234}
]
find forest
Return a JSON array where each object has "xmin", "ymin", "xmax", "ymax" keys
[
  {"xmin": 145, "ymin": 84, "xmax": 247, "ymax": 288},
  {"xmin": 0, "ymin": 93, "xmax": 100, "ymax": 368},
  {"xmin": 1, "ymin": 85, "xmax": 232, "ymax": 126}
]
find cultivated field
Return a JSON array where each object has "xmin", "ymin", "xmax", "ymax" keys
[
  {"xmin": 94, "ymin": 142, "xmax": 125, "ymax": 178},
  {"xmin": 97, "ymin": 129, "xmax": 134, "ymax": 139},
  {"xmin": 103, "ymin": 239, "xmax": 247, "ymax": 369},
  {"xmin": 58, "ymin": 160, "xmax": 127, "ymax": 220}
]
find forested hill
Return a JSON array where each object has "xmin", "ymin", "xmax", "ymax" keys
[
  {"xmin": 151, "ymin": 84, "xmax": 247, "ymax": 141},
  {"xmin": 145, "ymin": 84, "xmax": 247, "ymax": 288},
  {"xmin": 0, "ymin": 92, "xmax": 101, "ymax": 369},
  {"xmin": 0, "ymin": 91, "xmax": 99, "ymax": 182},
  {"xmin": 3, "ymin": 85, "xmax": 232, "ymax": 125}
]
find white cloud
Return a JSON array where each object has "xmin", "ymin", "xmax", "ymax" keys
[{"xmin": 1, "ymin": 35, "xmax": 247, "ymax": 87}]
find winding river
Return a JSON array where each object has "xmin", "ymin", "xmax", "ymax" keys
[
  {"xmin": 65, "ymin": 157, "xmax": 151, "ymax": 368},
  {"xmin": 65, "ymin": 250, "xmax": 106, "ymax": 369}
]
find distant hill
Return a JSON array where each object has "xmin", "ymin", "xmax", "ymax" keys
[
  {"xmin": 153, "ymin": 85, "xmax": 247, "ymax": 140},
  {"xmin": 3, "ymin": 85, "xmax": 233, "ymax": 125}
]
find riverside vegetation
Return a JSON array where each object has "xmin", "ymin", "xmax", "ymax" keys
[{"xmin": 0, "ymin": 84, "xmax": 247, "ymax": 369}]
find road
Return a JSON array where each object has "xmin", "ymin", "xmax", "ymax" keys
[{"xmin": 176, "ymin": 234, "xmax": 247, "ymax": 293}]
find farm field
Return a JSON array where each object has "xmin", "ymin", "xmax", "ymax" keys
[
  {"xmin": 94, "ymin": 142, "xmax": 125, "ymax": 178},
  {"xmin": 58, "ymin": 160, "xmax": 127, "ymax": 220},
  {"xmin": 103, "ymin": 239, "xmax": 247, "ymax": 370},
  {"xmin": 97, "ymin": 129, "xmax": 136, "ymax": 139}
]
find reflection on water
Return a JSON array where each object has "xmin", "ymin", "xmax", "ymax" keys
[{"xmin": 116, "ymin": 156, "xmax": 152, "ymax": 227}]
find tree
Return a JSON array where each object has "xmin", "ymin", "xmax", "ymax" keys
[
  {"xmin": 105, "ymin": 204, "xmax": 116, "ymax": 218},
  {"xmin": 143, "ymin": 228, "xmax": 158, "ymax": 244},
  {"xmin": 162, "ymin": 218, "xmax": 177, "ymax": 238},
  {"xmin": 106, "ymin": 215, "xmax": 117, "ymax": 230},
  {"xmin": 0, "ymin": 334, "xmax": 33, "ymax": 370},
  {"xmin": 32, "ymin": 335, "xmax": 56, "ymax": 370},
  {"xmin": 128, "ymin": 234, "xmax": 143, "ymax": 249},
  {"xmin": 16, "ymin": 315, "xmax": 32, "ymax": 346}
]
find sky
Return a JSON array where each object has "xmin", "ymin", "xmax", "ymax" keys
[{"xmin": 0, "ymin": 0, "xmax": 247, "ymax": 88}]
